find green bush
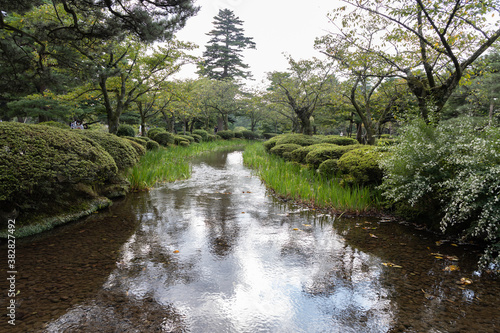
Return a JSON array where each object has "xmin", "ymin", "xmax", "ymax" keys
[
  {"xmin": 275, "ymin": 133, "xmax": 322, "ymax": 147},
  {"xmin": 263, "ymin": 133, "xmax": 279, "ymax": 139},
  {"xmin": 287, "ymin": 143, "xmax": 336, "ymax": 164},
  {"xmin": 234, "ymin": 131, "xmax": 244, "ymax": 139},
  {"xmin": 305, "ymin": 144, "xmax": 361, "ymax": 168},
  {"xmin": 241, "ymin": 130, "xmax": 259, "ymax": 140},
  {"xmin": 38, "ymin": 121, "xmax": 69, "ymax": 129},
  {"xmin": 154, "ymin": 132, "xmax": 175, "ymax": 146},
  {"xmin": 116, "ymin": 124, "xmax": 136, "ymax": 137},
  {"xmin": 174, "ymin": 135, "xmax": 190, "ymax": 145},
  {"xmin": 178, "ymin": 140, "xmax": 190, "ymax": 147},
  {"xmin": 269, "ymin": 144, "xmax": 302, "ymax": 158},
  {"xmin": 177, "ymin": 134, "xmax": 195, "ymax": 143},
  {"xmin": 80, "ymin": 131, "xmax": 141, "ymax": 171},
  {"xmin": 124, "ymin": 136, "xmax": 147, "ymax": 147},
  {"xmin": 146, "ymin": 140, "xmax": 160, "ymax": 151},
  {"xmin": 0, "ymin": 122, "xmax": 117, "ymax": 212},
  {"xmin": 206, "ymin": 134, "xmax": 218, "ymax": 141},
  {"xmin": 147, "ymin": 128, "xmax": 166, "ymax": 140},
  {"xmin": 192, "ymin": 129, "xmax": 209, "ymax": 141},
  {"xmin": 217, "ymin": 130, "xmax": 235, "ymax": 140},
  {"xmin": 320, "ymin": 135, "xmax": 358, "ymax": 146},
  {"xmin": 191, "ymin": 133, "xmax": 202, "ymax": 143},
  {"xmin": 318, "ymin": 159, "xmax": 340, "ymax": 178},
  {"xmin": 337, "ymin": 146, "xmax": 385, "ymax": 185},
  {"xmin": 124, "ymin": 139, "xmax": 146, "ymax": 157},
  {"xmin": 263, "ymin": 135, "xmax": 282, "ymax": 151},
  {"xmin": 379, "ymin": 118, "xmax": 500, "ymax": 267}
]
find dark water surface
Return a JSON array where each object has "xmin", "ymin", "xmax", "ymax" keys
[{"xmin": 1, "ymin": 150, "xmax": 499, "ymax": 332}]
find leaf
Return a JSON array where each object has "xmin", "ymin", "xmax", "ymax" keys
[
  {"xmin": 443, "ymin": 265, "xmax": 460, "ymax": 272},
  {"xmin": 456, "ymin": 277, "xmax": 473, "ymax": 285},
  {"xmin": 382, "ymin": 262, "xmax": 402, "ymax": 268},
  {"xmin": 173, "ymin": 250, "xmax": 180, "ymax": 253},
  {"xmin": 369, "ymin": 233, "xmax": 378, "ymax": 238}
]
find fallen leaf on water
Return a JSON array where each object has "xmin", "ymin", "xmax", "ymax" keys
[
  {"xmin": 293, "ymin": 228, "xmax": 299, "ymax": 231},
  {"xmin": 421, "ymin": 289, "xmax": 434, "ymax": 300},
  {"xmin": 369, "ymin": 233, "xmax": 378, "ymax": 238},
  {"xmin": 382, "ymin": 262, "xmax": 402, "ymax": 268},
  {"xmin": 173, "ymin": 250, "xmax": 180, "ymax": 253},
  {"xmin": 241, "ymin": 212, "xmax": 245, "ymax": 214},
  {"xmin": 456, "ymin": 277, "xmax": 473, "ymax": 285},
  {"xmin": 302, "ymin": 224, "xmax": 311, "ymax": 227},
  {"xmin": 451, "ymin": 243, "xmax": 458, "ymax": 247},
  {"xmin": 443, "ymin": 265, "xmax": 460, "ymax": 272},
  {"xmin": 436, "ymin": 241, "xmax": 442, "ymax": 246}
]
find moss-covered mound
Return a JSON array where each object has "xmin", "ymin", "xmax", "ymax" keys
[
  {"xmin": 152, "ymin": 132, "xmax": 174, "ymax": 147},
  {"xmin": 275, "ymin": 133, "xmax": 322, "ymax": 147},
  {"xmin": 0, "ymin": 122, "xmax": 120, "ymax": 234},
  {"xmin": 305, "ymin": 144, "xmax": 361, "ymax": 168},
  {"xmin": 38, "ymin": 121, "xmax": 69, "ymax": 129},
  {"xmin": 146, "ymin": 140, "xmax": 160, "ymax": 150},
  {"xmin": 147, "ymin": 128, "xmax": 166, "ymax": 140},
  {"xmin": 80, "ymin": 131, "xmax": 143, "ymax": 171},
  {"xmin": 320, "ymin": 135, "xmax": 358, "ymax": 146},
  {"xmin": 269, "ymin": 144, "xmax": 302, "ymax": 158},
  {"xmin": 337, "ymin": 146, "xmax": 385, "ymax": 185},
  {"xmin": 287, "ymin": 143, "xmax": 336, "ymax": 164},
  {"xmin": 263, "ymin": 135, "xmax": 282, "ymax": 151},
  {"xmin": 116, "ymin": 124, "xmax": 135, "ymax": 137}
]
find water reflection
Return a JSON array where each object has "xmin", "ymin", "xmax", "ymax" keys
[{"xmin": 6, "ymin": 150, "xmax": 498, "ymax": 332}]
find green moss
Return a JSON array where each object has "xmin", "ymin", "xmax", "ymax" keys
[
  {"xmin": 337, "ymin": 146, "xmax": 385, "ymax": 185},
  {"xmin": 305, "ymin": 144, "xmax": 362, "ymax": 168},
  {"xmin": 269, "ymin": 144, "xmax": 302, "ymax": 158},
  {"xmin": 80, "ymin": 131, "xmax": 141, "ymax": 171},
  {"xmin": 320, "ymin": 135, "xmax": 358, "ymax": 146}
]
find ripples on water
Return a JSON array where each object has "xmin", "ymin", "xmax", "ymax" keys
[{"xmin": 1, "ymin": 150, "xmax": 498, "ymax": 333}]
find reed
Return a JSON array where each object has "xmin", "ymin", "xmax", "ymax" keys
[
  {"xmin": 243, "ymin": 143, "xmax": 381, "ymax": 213},
  {"xmin": 128, "ymin": 140, "xmax": 248, "ymax": 190}
]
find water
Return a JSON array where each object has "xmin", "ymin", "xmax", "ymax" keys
[{"xmin": 1, "ymin": 150, "xmax": 499, "ymax": 332}]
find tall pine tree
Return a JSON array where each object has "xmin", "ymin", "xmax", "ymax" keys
[{"xmin": 199, "ymin": 9, "xmax": 256, "ymax": 80}]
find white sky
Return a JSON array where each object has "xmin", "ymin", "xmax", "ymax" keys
[{"xmin": 174, "ymin": 0, "xmax": 343, "ymax": 86}]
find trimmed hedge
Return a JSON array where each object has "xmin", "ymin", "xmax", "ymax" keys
[
  {"xmin": 38, "ymin": 121, "xmax": 69, "ymax": 129},
  {"xmin": 124, "ymin": 139, "xmax": 147, "ymax": 157},
  {"xmin": 147, "ymin": 128, "xmax": 166, "ymax": 140},
  {"xmin": 217, "ymin": 130, "xmax": 235, "ymax": 140},
  {"xmin": 174, "ymin": 135, "xmax": 190, "ymax": 145},
  {"xmin": 287, "ymin": 143, "xmax": 336, "ymax": 164},
  {"xmin": 305, "ymin": 144, "xmax": 362, "ymax": 168},
  {"xmin": 337, "ymin": 146, "xmax": 385, "ymax": 185},
  {"xmin": 241, "ymin": 130, "xmax": 259, "ymax": 140},
  {"xmin": 269, "ymin": 144, "xmax": 302, "ymax": 158},
  {"xmin": 192, "ymin": 129, "xmax": 209, "ymax": 141},
  {"xmin": 124, "ymin": 136, "xmax": 147, "ymax": 147},
  {"xmin": 80, "ymin": 131, "xmax": 142, "ymax": 171},
  {"xmin": 116, "ymin": 124, "xmax": 136, "ymax": 137},
  {"xmin": 275, "ymin": 133, "xmax": 322, "ymax": 147},
  {"xmin": 154, "ymin": 132, "xmax": 175, "ymax": 146},
  {"xmin": 0, "ymin": 122, "xmax": 117, "ymax": 210},
  {"xmin": 320, "ymin": 135, "xmax": 358, "ymax": 146},
  {"xmin": 146, "ymin": 140, "xmax": 160, "ymax": 150},
  {"xmin": 318, "ymin": 159, "xmax": 340, "ymax": 178},
  {"xmin": 191, "ymin": 133, "xmax": 202, "ymax": 143},
  {"xmin": 263, "ymin": 135, "xmax": 282, "ymax": 151},
  {"xmin": 177, "ymin": 134, "xmax": 195, "ymax": 143}
]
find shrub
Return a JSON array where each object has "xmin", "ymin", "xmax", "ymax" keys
[
  {"xmin": 320, "ymin": 135, "xmax": 358, "ymax": 146},
  {"xmin": 147, "ymin": 128, "xmax": 166, "ymax": 140},
  {"xmin": 275, "ymin": 133, "xmax": 322, "ymax": 147},
  {"xmin": 318, "ymin": 159, "xmax": 340, "ymax": 178},
  {"xmin": 217, "ymin": 130, "xmax": 235, "ymax": 140},
  {"xmin": 206, "ymin": 134, "xmax": 218, "ymax": 141},
  {"xmin": 124, "ymin": 139, "xmax": 146, "ymax": 157},
  {"xmin": 379, "ymin": 118, "xmax": 500, "ymax": 267},
  {"xmin": 305, "ymin": 144, "xmax": 361, "ymax": 168},
  {"xmin": 146, "ymin": 140, "xmax": 160, "ymax": 150},
  {"xmin": 192, "ymin": 129, "xmax": 209, "ymax": 141},
  {"xmin": 241, "ymin": 130, "xmax": 259, "ymax": 140},
  {"xmin": 234, "ymin": 131, "xmax": 244, "ymax": 139},
  {"xmin": 38, "ymin": 121, "xmax": 69, "ymax": 129},
  {"xmin": 154, "ymin": 132, "xmax": 175, "ymax": 146},
  {"xmin": 0, "ymin": 122, "xmax": 117, "ymax": 213},
  {"xmin": 191, "ymin": 133, "xmax": 202, "ymax": 143},
  {"xmin": 287, "ymin": 143, "xmax": 336, "ymax": 164},
  {"xmin": 263, "ymin": 135, "xmax": 282, "ymax": 151},
  {"xmin": 174, "ymin": 135, "xmax": 190, "ymax": 145},
  {"xmin": 80, "ymin": 131, "xmax": 141, "ymax": 171},
  {"xmin": 124, "ymin": 136, "xmax": 147, "ymax": 147},
  {"xmin": 337, "ymin": 146, "xmax": 385, "ymax": 185},
  {"xmin": 116, "ymin": 124, "xmax": 136, "ymax": 137},
  {"xmin": 177, "ymin": 134, "xmax": 195, "ymax": 143},
  {"xmin": 178, "ymin": 140, "xmax": 190, "ymax": 147},
  {"xmin": 263, "ymin": 133, "xmax": 279, "ymax": 139},
  {"xmin": 269, "ymin": 144, "xmax": 302, "ymax": 158}
]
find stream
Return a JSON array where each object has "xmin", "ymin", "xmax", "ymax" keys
[{"xmin": 1, "ymin": 150, "xmax": 499, "ymax": 332}]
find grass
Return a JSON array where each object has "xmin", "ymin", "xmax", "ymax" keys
[
  {"xmin": 242, "ymin": 142, "xmax": 382, "ymax": 213},
  {"xmin": 128, "ymin": 140, "xmax": 248, "ymax": 190}
]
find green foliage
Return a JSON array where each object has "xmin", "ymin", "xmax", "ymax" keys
[
  {"xmin": 206, "ymin": 134, "xmax": 218, "ymax": 141},
  {"xmin": 337, "ymin": 146, "xmax": 385, "ymax": 185},
  {"xmin": 320, "ymin": 135, "xmax": 358, "ymax": 146},
  {"xmin": 318, "ymin": 159, "xmax": 340, "ymax": 178},
  {"xmin": 0, "ymin": 122, "xmax": 117, "ymax": 213},
  {"xmin": 80, "ymin": 131, "xmax": 141, "ymax": 171},
  {"xmin": 124, "ymin": 139, "xmax": 147, "ymax": 157},
  {"xmin": 263, "ymin": 133, "xmax": 279, "ymax": 139},
  {"xmin": 124, "ymin": 136, "xmax": 147, "ymax": 147},
  {"xmin": 263, "ymin": 135, "xmax": 282, "ymax": 151},
  {"xmin": 191, "ymin": 133, "xmax": 202, "ymax": 142},
  {"xmin": 147, "ymin": 128, "xmax": 166, "ymax": 140},
  {"xmin": 241, "ymin": 129, "xmax": 259, "ymax": 140},
  {"xmin": 275, "ymin": 133, "xmax": 323, "ymax": 147},
  {"xmin": 305, "ymin": 144, "xmax": 361, "ymax": 168},
  {"xmin": 379, "ymin": 118, "xmax": 500, "ymax": 267},
  {"xmin": 38, "ymin": 121, "xmax": 69, "ymax": 129},
  {"xmin": 174, "ymin": 135, "xmax": 190, "ymax": 145},
  {"xmin": 192, "ymin": 129, "xmax": 209, "ymax": 141},
  {"xmin": 216, "ymin": 130, "xmax": 235, "ymax": 140},
  {"xmin": 116, "ymin": 124, "xmax": 136, "ymax": 137},
  {"xmin": 287, "ymin": 143, "xmax": 337, "ymax": 164},
  {"xmin": 269, "ymin": 144, "xmax": 302, "ymax": 158},
  {"xmin": 153, "ymin": 132, "xmax": 175, "ymax": 147},
  {"xmin": 146, "ymin": 140, "xmax": 160, "ymax": 151},
  {"xmin": 234, "ymin": 131, "xmax": 244, "ymax": 138},
  {"xmin": 177, "ymin": 134, "xmax": 195, "ymax": 143}
]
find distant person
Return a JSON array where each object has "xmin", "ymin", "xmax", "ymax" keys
[{"xmin": 214, "ymin": 126, "xmax": 218, "ymax": 133}]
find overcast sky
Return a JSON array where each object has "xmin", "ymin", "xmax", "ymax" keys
[{"xmin": 174, "ymin": 0, "xmax": 343, "ymax": 86}]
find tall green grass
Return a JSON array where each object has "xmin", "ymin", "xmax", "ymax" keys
[
  {"xmin": 243, "ymin": 143, "xmax": 381, "ymax": 213},
  {"xmin": 128, "ymin": 140, "xmax": 248, "ymax": 190}
]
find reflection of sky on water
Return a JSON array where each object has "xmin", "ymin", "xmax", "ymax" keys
[{"xmin": 97, "ymin": 151, "xmax": 394, "ymax": 332}]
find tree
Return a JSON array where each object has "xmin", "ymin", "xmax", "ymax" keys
[
  {"xmin": 318, "ymin": 0, "xmax": 500, "ymax": 122},
  {"xmin": 198, "ymin": 8, "xmax": 256, "ymax": 80},
  {"xmin": 266, "ymin": 57, "xmax": 337, "ymax": 135}
]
